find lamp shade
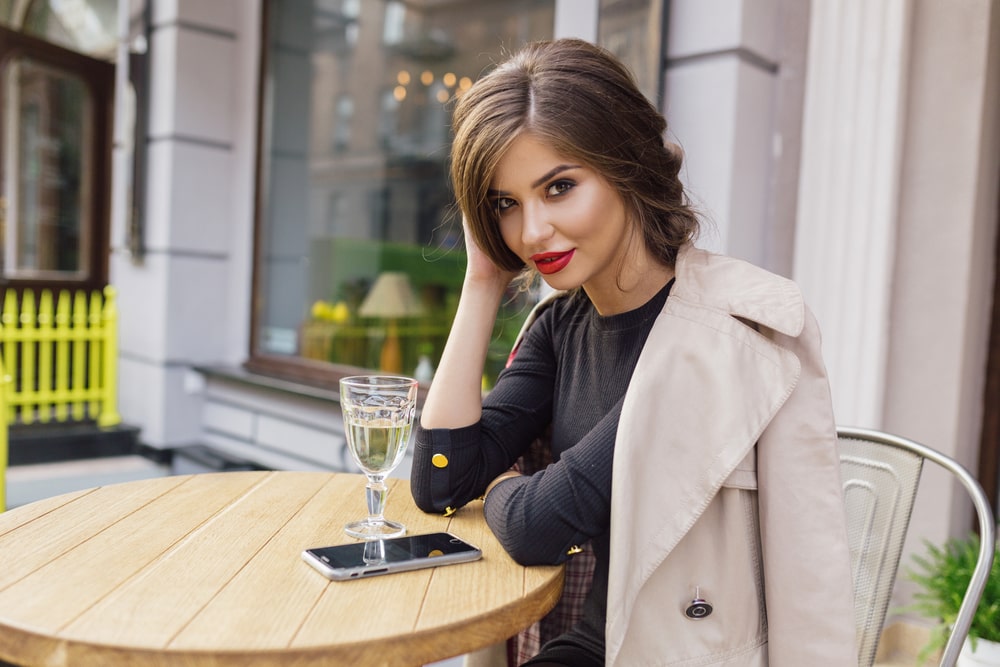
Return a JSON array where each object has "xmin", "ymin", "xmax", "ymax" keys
[{"xmin": 358, "ymin": 272, "xmax": 424, "ymax": 319}]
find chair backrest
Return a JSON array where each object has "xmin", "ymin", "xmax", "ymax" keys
[{"xmin": 837, "ymin": 426, "xmax": 997, "ymax": 667}]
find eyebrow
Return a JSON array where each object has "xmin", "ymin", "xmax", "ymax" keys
[
  {"xmin": 487, "ymin": 164, "xmax": 581, "ymax": 197},
  {"xmin": 531, "ymin": 164, "xmax": 580, "ymax": 189}
]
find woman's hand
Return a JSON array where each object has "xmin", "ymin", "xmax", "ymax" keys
[
  {"xmin": 462, "ymin": 216, "xmax": 520, "ymax": 290},
  {"xmin": 420, "ymin": 217, "xmax": 518, "ymax": 429}
]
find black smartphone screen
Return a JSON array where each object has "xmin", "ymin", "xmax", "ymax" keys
[{"xmin": 307, "ymin": 532, "xmax": 480, "ymax": 569}]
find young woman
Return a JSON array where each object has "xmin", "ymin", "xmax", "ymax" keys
[{"xmin": 411, "ymin": 38, "xmax": 857, "ymax": 667}]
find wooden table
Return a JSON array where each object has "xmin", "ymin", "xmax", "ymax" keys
[{"xmin": 0, "ymin": 471, "xmax": 564, "ymax": 667}]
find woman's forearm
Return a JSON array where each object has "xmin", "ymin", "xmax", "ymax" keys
[{"xmin": 420, "ymin": 277, "xmax": 508, "ymax": 428}]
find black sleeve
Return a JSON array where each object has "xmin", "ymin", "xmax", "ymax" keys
[
  {"xmin": 410, "ymin": 304, "xmax": 558, "ymax": 513},
  {"xmin": 482, "ymin": 398, "xmax": 619, "ymax": 565}
]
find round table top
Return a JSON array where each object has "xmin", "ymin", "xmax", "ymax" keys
[{"xmin": 0, "ymin": 470, "xmax": 564, "ymax": 667}]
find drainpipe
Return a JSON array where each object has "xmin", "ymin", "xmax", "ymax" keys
[
  {"xmin": 112, "ymin": 0, "xmax": 131, "ymax": 264},
  {"xmin": 113, "ymin": 0, "xmax": 149, "ymax": 266}
]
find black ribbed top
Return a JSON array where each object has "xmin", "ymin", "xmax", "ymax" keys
[{"xmin": 411, "ymin": 279, "xmax": 672, "ymax": 659}]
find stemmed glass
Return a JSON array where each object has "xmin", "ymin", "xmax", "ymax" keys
[{"xmin": 340, "ymin": 375, "xmax": 418, "ymax": 540}]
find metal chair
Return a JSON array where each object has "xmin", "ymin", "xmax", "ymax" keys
[{"xmin": 838, "ymin": 426, "xmax": 996, "ymax": 667}]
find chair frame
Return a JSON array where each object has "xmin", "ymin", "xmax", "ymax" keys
[{"xmin": 838, "ymin": 426, "xmax": 996, "ymax": 667}]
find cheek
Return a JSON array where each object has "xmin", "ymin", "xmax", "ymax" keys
[
  {"xmin": 499, "ymin": 217, "xmax": 522, "ymax": 255},
  {"xmin": 586, "ymin": 190, "xmax": 628, "ymax": 234}
]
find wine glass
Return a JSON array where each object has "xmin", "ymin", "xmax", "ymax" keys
[{"xmin": 340, "ymin": 375, "xmax": 418, "ymax": 540}]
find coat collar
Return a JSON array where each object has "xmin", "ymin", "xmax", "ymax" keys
[{"xmin": 673, "ymin": 244, "xmax": 805, "ymax": 338}]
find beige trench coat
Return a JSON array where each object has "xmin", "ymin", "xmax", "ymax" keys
[{"xmin": 605, "ymin": 245, "xmax": 857, "ymax": 665}]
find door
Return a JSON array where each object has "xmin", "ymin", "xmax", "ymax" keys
[{"xmin": 0, "ymin": 25, "xmax": 113, "ymax": 294}]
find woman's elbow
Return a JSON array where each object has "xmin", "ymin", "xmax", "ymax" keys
[
  {"xmin": 492, "ymin": 529, "xmax": 563, "ymax": 566},
  {"xmin": 409, "ymin": 474, "xmax": 443, "ymax": 514},
  {"xmin": 412, "ymin": 492, "xmax": 438, "ymax": 514}
]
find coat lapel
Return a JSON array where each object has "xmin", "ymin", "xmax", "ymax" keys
[{"xmin": 605, "ymin": 269, "xmax": 803, "ymax": 663}]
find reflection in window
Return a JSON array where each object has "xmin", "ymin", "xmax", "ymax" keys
[
  {"xmin": 257, "ymin": 0, "xmax": 554, "ymax": 384},
  {"xmin": 598, "ymin": 0, "xmax": 665, "ymax": 104},
  {"xmin": 1, "ymin": 58, "xmax": 92, "ymax": 279},
  {"xmin": 333, "ymin": 94, "xmax": 353, "ymax": 152}
]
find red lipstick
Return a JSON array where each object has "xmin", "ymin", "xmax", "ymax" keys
[{"xmin": 531, "ymin": 250, "xmax": 575, "ymax": 275}]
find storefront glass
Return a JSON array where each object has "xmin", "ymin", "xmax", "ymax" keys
[
  {"xmin": 255, "ymin": 0, "xmax": 555, "ymax": 386},
  {"xmin": 2, "ymin": 58, "xmax": 92, "ymax": 280}
]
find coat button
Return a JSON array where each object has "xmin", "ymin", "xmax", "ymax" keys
[
  {"xmin": 432, "ymin": 453, "xmax": 448, "ymax": 468},
  {"xmin": 685, "ymin": 597, "xmax": 713, "ymax": 619}
]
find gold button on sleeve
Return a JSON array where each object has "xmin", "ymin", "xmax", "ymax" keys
[
  {"xmin": 566, "ymin": 545, "xmax": 583, "ymax": 555},
  {"xmin": 443, "ymin": 506, "xmax": 457, "ymax": 517},
  {"xmin": 431, "ymin": 453, "xmax": 449, "ymax": 468}
]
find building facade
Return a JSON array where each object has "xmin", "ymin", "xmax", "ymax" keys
[{"xmin": 3, "ymin": 0, "xmax": 998, "ymax": 630}]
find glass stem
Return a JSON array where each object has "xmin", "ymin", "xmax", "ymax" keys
[{"xmin": 366, "ymin": 476, "xmax": 388, "ymax": 524}]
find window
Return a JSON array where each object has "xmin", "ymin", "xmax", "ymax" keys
[
  {"xmin": 333, "ymin": 94, "xmax": 353, "ymax": 152},
  {"xmin": 0, "ymin": 24, "xmax": 113, "ymax": 293},
  {"xmin": 598, "ymin": 0, "xmax": 666, "ymax": 105},
  {"xmin": 5, "ymin": 60, "xmax": 92, "ymax": 279},
  {"xmin": 251, "ymin": 0, "xmax": 555, "ymax": 387}
]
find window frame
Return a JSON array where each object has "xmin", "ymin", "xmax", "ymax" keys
[
  {"xmin": 246, "ymin": 0, "xmax": 357, "ymax": 390},
  {"xmin": 245, "ymin": 0, "xmax": 637, "ymax": 390},
  {"xmin": 0, "ymin": 24, "xmax": 113, "ymax": 294}
]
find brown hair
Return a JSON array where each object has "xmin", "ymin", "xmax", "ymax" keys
[{"xmin": 450, "ymin": 38, "xmax": 699, "ymax": 273}]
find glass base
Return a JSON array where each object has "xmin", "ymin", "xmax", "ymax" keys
[{"xmin": 344, "ymin": 518, "xmax": 406, "ymax": 540}]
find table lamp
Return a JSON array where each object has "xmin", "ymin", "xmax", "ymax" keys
[{"xmin": 359, "ymin": 271, "xmax": 424, "ymax": 373}]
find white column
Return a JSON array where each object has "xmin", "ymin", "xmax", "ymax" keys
[
  {"xmin": 663, "ymin": 0, "xmax": 781, "ymax": 269},
  {"xmin": 793, "ymin": 0, "xmax": 912, "ymax": 427},
  {"xmin": 554, "ymin": 0, "xmax": 599, "ymax": 40},
  {"xmin": 112, "ymin": 0, "xmax": 251, "ymax": 447}
]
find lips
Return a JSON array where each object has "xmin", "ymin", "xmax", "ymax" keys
[{"xmin": 531, "ymin": 250, "xmax": 575, "ymax": 275}]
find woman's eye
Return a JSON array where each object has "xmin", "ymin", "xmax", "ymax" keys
[
  {"xmin": 546, "ymin": 180, "xmax": 574, "ymax": 197},
  {"xmin": 494, "ymin": 197, "xmax": 516, "ymax": 213}
]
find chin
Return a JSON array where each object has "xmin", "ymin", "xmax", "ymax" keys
[{"xmin": 539, "ymin": 273, "xmax": 582, "ymax": 292}]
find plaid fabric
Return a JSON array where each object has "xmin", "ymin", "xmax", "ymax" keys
[
  {"xmin": 508, "ymin": 543, "xmax": 595, "ymax": 665},
  {"xmin": 503, "ymin": 436, "xmax": 595, "ymax": 666}
]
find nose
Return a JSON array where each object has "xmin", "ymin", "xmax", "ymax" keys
[{"xmin": 520, "ymin": 202, "xmax": 554, "ymax": 247}]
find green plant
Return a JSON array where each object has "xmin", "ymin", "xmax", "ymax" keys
[{"xmin": 906, "ymin": 529, "xmax": 1000, "ymax": 658}]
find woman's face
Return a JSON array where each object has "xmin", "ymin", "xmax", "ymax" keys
[{"xmin": 489, "ymin": 133, "xmax": 641, "ymax": 309}]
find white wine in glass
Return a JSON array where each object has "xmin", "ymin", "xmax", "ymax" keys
[{"xmin": 340, "ymin": 375, "xmax": 418, "ymax": 540}]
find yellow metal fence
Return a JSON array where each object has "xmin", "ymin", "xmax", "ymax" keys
[
  {"xmin": 0, "ymin": 286, "xmax": 121, "ymax": 512},
  {"xmin": 0, "ymin": 286, "xmax": 121, "ymax": 427}
]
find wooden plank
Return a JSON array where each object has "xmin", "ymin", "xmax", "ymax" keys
[
  {"xmin": 0, "ymin": 477, "xmax": 188, "ymax": 590},
  {"xmin": 0, "ymin": 472, "xmax": 564, "ymax": 667},
  {"xmin": 415, "ymin": 502, "xmax": 562, "ymax": 658},
  {"xmin": 287, "ymin": 477, "xmax": 450, "ymax": 649},
  {"xmin": 0, "ymin": 472, "xmax": 263, "ymax": 633},
  {"xmin": 61, "ymin": 472, "xmax": 330, "ymax": 649},
  {"xmin": 166, "ymin": 473, "xmax": 352, "ymax": 651},
  {"xmin": 0, "ymin": 487, "xmax": 97, "ymax": 538}
]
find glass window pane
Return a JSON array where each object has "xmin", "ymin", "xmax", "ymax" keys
[
  {"xmin": 598, "ymin": 0, "xmax": 665, "ymax": 104},
  {"xmin": 257, "ymin": 0, "xmax": 554, "ymax": 384},
  {"xmin": 1, "ymin": 57, "xmax": 92, "ymax": 280}
]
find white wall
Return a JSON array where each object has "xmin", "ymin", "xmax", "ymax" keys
[
  {"xmin": 793, "ymin": 0, "xmax": 1000, "ymax": 616},
  {"xmin": 112, "ymin": 0, "xmax": 259, "ymax": 448},
  {"xmin": 664, "ymin": 0, "xmax": 786, "ymax": 271},
  {"xmin": 885, "ymin": 0, "xmax": 1000, "ymax": 575}
]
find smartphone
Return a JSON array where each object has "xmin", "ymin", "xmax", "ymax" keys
[{"xmin": 302, "ymin": 532, "xmax": 483, "ymax": 581}]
